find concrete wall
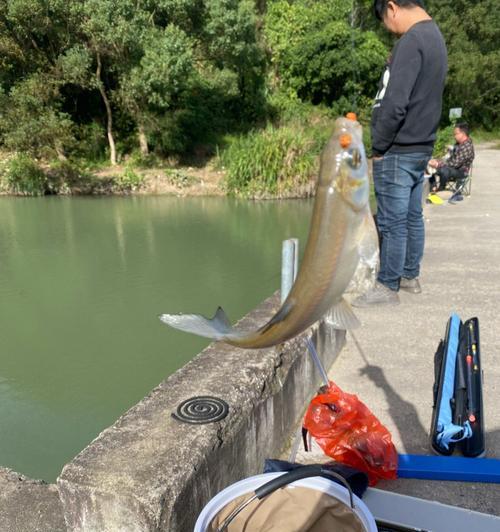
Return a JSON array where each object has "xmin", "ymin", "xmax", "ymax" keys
[
  {"xmin": 2, "ymin": 293, "xmax": 344, "ymax": 531},
  {"xmin": 0, "ymin": 467, "xmax": 67, "ymax": 532}
]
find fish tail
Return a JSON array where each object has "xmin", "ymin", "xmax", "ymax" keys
[{"xmin": 159, "ymin": 306, "xmax": 234, "ymax": 341}]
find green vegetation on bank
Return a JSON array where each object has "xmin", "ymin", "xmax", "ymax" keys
[
  {"xmin": 0, "ymin": 0, "xmax": 498, "ymax": 197},
  {"xmin": 220, "ymin": 109, "xmax": 333, "ymax": 198}
]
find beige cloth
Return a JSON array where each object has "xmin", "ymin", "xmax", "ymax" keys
[{"xmin": 208, "ymin": 486, "xmax": 365, "ymax": 532}]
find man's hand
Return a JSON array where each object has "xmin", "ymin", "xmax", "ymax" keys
[{"xmin": 428, "ymin": 159, "xmax": 439, "ymax": 168}]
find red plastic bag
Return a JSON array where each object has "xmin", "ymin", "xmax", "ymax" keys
[{"xmin": 303, "ymin": 381, "xmax": 398, "ymax": 485}]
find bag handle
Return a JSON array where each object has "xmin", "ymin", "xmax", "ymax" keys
[
  {"xmin": 216, "ymin": 467, "xmax": 355, "ymax": 531},
  {"xmin": 255, "ymin": 465, "xmax": 354, "ymax": 507}
]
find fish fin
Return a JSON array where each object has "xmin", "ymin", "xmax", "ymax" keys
[
  {"xmin": 325, "ymin": 298, "xmax": 361, "ymax": 330},
  {"xmin": 159, "ymin": 306, "xmax": 233, "ymax": 340},
  {"xmin": 213, "ymin": 306, "xmax": 232, "ymax": 330}
]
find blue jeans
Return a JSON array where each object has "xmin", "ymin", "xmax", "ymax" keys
[{"xmin": 373, "ymin": 152, "xmax": 430, "ymax": 291}]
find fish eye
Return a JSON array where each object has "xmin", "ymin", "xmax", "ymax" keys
[{"xmin": 346, "ymin": 148, "xmax": 362, "ymax": 170}]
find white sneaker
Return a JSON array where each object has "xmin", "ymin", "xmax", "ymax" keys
[{"xmin": 352, "ymin": 282, "xmax": 400, "ymax": 308}]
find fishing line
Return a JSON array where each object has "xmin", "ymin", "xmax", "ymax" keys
[
  {"xmin": 349, "ymin": 0, "xmax": 360, "ymax": 114},
  {"xmin": 349, "ymin": 330, "xmax": 371, "ymax": 366}
]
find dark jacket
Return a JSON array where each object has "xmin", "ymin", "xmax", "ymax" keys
[{"xmin": 371, "ymin": 20, "xmax": 448, "ymax": 156}]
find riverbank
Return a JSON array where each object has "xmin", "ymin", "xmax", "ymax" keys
[
  {"xmin": 0, "ymin": 133, "xmax": 500, "ymax": 199},
  {"xmin": 90, "ymin": 137, "xmax": 498, "ymax": 199},
  {"xmin": 0, "ymin": 151, "xmax": 228, "ymax": 198},
  {"xmin": 0, "ymin": 155, "xmax": 318, "ymax": 199},
  {"xmin": 95, "ymin": 161, "xmax": 225, "ymax": 197}
]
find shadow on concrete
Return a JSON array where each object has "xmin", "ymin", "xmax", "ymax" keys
[
  {"xmin": 351, "ymin": 332, "xmax": 500, "ymax": 458},
  {"xmin": 360, "ymin": 359, "xmax": 500, "ymax": 459},
  {"xmin": 349, "ymin": 332, "xmax": 428, "ymax": 454},
  {"xmin": 359, "ymin": 363, "xmax": 428, "ymax": 454}
]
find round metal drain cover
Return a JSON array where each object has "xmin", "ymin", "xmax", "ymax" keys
[{"xmin": 172, "ymin": 396, "xmax": 229, "ymax": 424}]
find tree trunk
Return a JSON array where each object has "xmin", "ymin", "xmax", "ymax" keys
[
  {"xmin": 96, "ymin": 52, "xmax": 117, "ymax": 166},
  {"xmin": 138, "ymin": 121, "xmax": 149, "ymax": 156}
]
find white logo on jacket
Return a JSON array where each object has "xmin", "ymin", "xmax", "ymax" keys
[{"xmin": 374, "ymin": 68, "xmax": 390, "ymax": 108}]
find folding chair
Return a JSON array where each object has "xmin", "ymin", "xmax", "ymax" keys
[{"xmin": 447, "ymin": 164, "xmax": 473, "ymax": 204}]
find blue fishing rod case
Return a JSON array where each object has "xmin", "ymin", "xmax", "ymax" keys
[{"xmin": 430, "ymin": 314, "xmax": 485, "ymax": 457}]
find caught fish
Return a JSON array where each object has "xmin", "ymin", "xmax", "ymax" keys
[{"xmin": 160, "ymin": 116, "xmax": 378, "ymax": 349}]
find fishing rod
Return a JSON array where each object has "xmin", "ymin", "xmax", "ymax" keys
[{"xmin": 465, "ymin": 325, "xmax": 476, "ymax": 424}]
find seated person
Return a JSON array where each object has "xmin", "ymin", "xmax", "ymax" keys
[{"xmin": 428, "ymin": 122, "xmax": 475, "ymax": 192}]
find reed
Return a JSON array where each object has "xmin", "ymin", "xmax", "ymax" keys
[{"xmin": 221, "ymin": 122, "xmax": 331, "ymax": 198}]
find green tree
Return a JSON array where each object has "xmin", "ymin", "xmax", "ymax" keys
[
  {"xmin": 0, "ymin": 74, "xmax": 74, "ymax": 159},
  {"xmin": 428, "ymin": 0, "xmax": 500, "ymax": 128},
  {"xmin": 0, "ymin": 0, "xmax": 81, "ymax": 159},
  {"xmin": 0, "ymin": 0, "xmax": 268, "ymax": 165},
  {"xmin": 119, "ymin": 25, "xmax": 195, "ymax": 155},
  {"xmin": 204, "ymin": 0, "xmax": 266, "ymax": 121},
  {"xmin": 77, "ymin": 0, "xmax": 148, "ymax": 164},
  {"xmin": 264, "ymin": 0, "xmax": 387, "ymax": 111}
]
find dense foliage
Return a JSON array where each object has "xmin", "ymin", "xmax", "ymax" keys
[
  {"xmin": 428, "ymin": 0, "xmax": 500, "ymax": 130},
  {"xmin": 0, "ymin": 0, "xmax": 498, "ymax": 195},
  {"xmin": 0, "ymin": 0, "xmax": 266, "ymax": 165}
]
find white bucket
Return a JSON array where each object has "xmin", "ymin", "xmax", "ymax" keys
[{"xmin": 194, "ymin": 472, "xmax": 377, "ymax": 532}]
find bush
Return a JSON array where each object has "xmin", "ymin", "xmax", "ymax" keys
[
  {"xmin": 471, "ymin": 127, "xmax": 500, "ymax": 143},
  {"xmin": 221, "ymin": 123, "xmax": 325, "ymax": 197},
  {"xmin": 433, "ymin": 125, "xmax": 455, "ymax": 158},
  {"xmin": 127, "ymin": 150, "xmax": 163, "ymax": 169},
  {"xmin": 115, "ymin": 166, "xmax": 144, "ymax": 192},
  {"xmin": 165, "ymin": 169, "xmax": 199, "ymax": 188},
  {"xmin": 2, "ymin": 154, "xmax": 47, "ymax": 195},
  {"xmin": 267, "ymin": 90, "xmax": 320, "ymax": 124},
  {"xmin": 47, "ymin": 160, "xmax": 94, "ymax": 193},
  {"xmin": 220, "ymin": 106, "xmax": 378, "ymax": 198},
  {"xmin": 74, "ymin": 122, "xmax": 107, "ymax": 162}
]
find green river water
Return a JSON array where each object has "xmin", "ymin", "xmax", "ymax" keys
[{"xmin": 0, "ymin": 196, "xmax": 312, "ymax": 482}]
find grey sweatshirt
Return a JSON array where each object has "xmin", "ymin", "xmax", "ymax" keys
[{"xmin": 371, "ymin": 20, "xmax": 448, "ymax": 156}]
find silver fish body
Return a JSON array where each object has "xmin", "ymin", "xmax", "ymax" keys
[{"xmin": 160, "ymin": 117, "xmax": 378, "ymax": 348}]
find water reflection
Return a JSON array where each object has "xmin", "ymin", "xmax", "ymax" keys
[{"xmin": 0, "ymin": 196, "xmax": 312, "ymax": 481}]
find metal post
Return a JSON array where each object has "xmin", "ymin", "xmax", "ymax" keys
[{"xmin": 281, "ymin": 238, "xmax": 299, "ymax": 303}]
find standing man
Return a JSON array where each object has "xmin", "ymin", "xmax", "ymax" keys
[{"xmin": 353, "ymin": 0, "xmax": 447, "ymax": 307}]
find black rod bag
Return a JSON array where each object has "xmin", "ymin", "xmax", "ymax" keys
[{"xmin": 430, "ymin": 314, "xmax": 485, "ymax": 457}]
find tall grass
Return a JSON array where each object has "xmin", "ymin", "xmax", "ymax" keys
[
  {"xmin": 471, "ymin": 128, "xmax": 500, "ymax": 145},
  {"xmin": 221, "ymin": 122, "xmax": 331, "ymax": 198}
]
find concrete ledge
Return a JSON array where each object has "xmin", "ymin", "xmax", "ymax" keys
[
  {"xmin": 0, "ymin": 467, "xmax": 66, "ymax": 532},
  {"xmin": 57, "ymin": 293, "xmax": 345, "ymax": 531}
]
